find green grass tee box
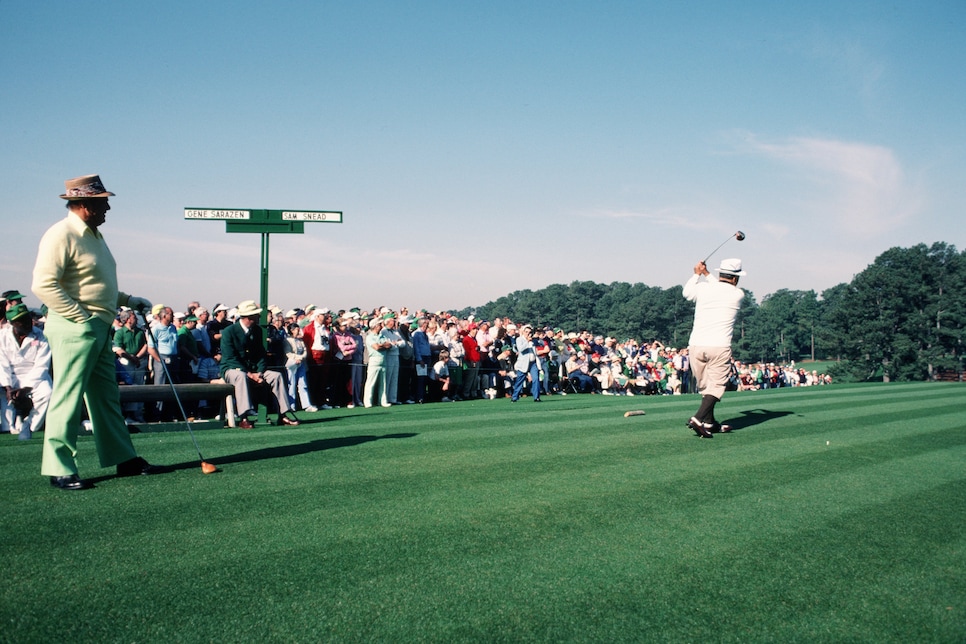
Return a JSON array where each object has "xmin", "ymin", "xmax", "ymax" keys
[{"xmin": 1, "ymin": 382, "xmax": 963, "ymax": 642}]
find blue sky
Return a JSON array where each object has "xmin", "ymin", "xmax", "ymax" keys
[{"xmin": 2, "ymin": 1, "xmax": 964, "ymax": 315}]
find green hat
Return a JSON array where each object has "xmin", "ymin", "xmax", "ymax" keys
[
  {"xmin": 2, "ymin": 290, "xmax": 25, "ymax": 301},
  {"xmin": 5, "ymin": 303, "xmax": 30, "ymax": 322}
]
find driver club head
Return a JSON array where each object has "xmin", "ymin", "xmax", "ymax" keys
[{"xmin": 703, "ymin": 230, "xmax": 746, "ymax": 265}]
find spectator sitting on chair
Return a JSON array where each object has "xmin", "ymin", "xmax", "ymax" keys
[
  {"xmin": 0, "ymin": 303, "xmax": 52, "ymax": 439},
  {"xmin": 219, "ymin": 300, "xmax": 299, "ymax": 429},
  {"xmin": 566, "ymin": 351, "xmax": 598, "ymax": 393}
]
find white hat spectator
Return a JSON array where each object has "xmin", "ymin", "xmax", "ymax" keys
[{"xmin": 236, "ymin": 300, "xmax": 262, "ymax": 317}]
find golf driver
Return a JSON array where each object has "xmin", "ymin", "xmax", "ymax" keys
[
  {"xmin": 703, "ymin": 230, "xmax": 745, "ymax": 265},
  {"xmin": 142, "ymin": 312, "xmax": 218, "ymax": 474}
]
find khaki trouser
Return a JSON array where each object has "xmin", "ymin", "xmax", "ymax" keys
[
  {"xmin": 688, "ymin": 345, "xmax": 733, "ymax": 401},
  {"xmin": 223, "ymin": 368, "xmax": 292, "ymax": 417}
]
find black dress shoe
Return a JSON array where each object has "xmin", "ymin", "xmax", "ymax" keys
[
  {"xmin": 116, "ymin": 457, "xmax": 170, "ymax": 477},
  {"xmin": 50, "ymin": 475, "xmax": 93, "ymax": 490}
]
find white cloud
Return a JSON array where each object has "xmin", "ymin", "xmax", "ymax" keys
[{"xmin": 732, "ymin": 133, "xmax": 923, "ymax": 235}]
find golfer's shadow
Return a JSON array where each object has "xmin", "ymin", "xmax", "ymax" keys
[
  {"xmin": 169, "ymin": 432, "xmax": 418, "ymax": 471},
  {"xmin": 725, "ymin": 409, "xmax": 794, "ymax": 431}
]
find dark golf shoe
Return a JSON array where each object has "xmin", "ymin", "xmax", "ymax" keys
[
  {"xmin": 116, "ymin": 457, "xmax": 170, "ymax": 477},
  {"xmin": 50, "ymin": 474, "xmax": 93, "ymax": 490}
]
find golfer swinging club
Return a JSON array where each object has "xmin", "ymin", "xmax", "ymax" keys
[{"xmin": 682, "ymin": 257, "xmax": 746, "ymax": 438}]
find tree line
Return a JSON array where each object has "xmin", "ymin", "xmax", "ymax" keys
[{"xmin": 456, "ymin": 242, "xmax": 965, "ymax": 382}]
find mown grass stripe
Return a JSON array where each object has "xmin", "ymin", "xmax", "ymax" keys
[{"xmin": 2, "ymin": 382, "xmax": 963, "ymax": 642}]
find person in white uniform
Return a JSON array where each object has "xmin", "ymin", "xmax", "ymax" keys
[{"xmin": 0, "ymin": 304, "xmax": 52, "ymax": 439}]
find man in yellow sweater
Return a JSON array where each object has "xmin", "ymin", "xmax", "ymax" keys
[{"xmin": 32, "ymin": 175, "xmax": 166, "ymax": 490}]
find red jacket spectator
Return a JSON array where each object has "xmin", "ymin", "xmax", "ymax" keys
[
  {"xmin": 462, "ymin": 332, "xmax": 481, "ymax": 364},
  {"xmin": 301, "ymin": 311, "xmax": 332, "ymax": 365}
]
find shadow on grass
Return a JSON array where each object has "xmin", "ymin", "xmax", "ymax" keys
[
  {"xmin": 164, "ymin": 432, "xmax": 419, "ymax": 472},
  {"xmin": 726, "ymin": 408, "xmax": 795, "ymax": 431},
  {"xmin": 280, "ymin": 410, "xmax": 400, "ymax": 424},
  {"xmin": 81, "ymin": 432, "xmax": 416, "ymax": 484}
]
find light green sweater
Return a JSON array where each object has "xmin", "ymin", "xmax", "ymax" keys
[{"xmin": 32, "ymin": 211, "xmax": 132, "ymax": 324}]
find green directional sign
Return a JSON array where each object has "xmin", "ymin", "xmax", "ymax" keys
[
  {"xmin": 184, "ymin": 208, "xmax": 343, "ymax": 233},
  {"xmin": 185, "ymin": 207, "xmax": 343, "ymax": 324},
  {"xmin": 225, "ymin": 220, "xmax": 304, "ymax": 234}
]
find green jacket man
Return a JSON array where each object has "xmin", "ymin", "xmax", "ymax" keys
[{"xmin": 219, "ymin": 300, "xmax": 299, "ymax": 429}]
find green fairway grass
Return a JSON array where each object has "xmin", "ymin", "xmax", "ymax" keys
[{"xmin": 2, "ymin": 382, "xmax": 963, "ymax": 642}]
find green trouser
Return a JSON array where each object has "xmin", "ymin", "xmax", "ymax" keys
[{"xmin": 41, "ymin": 313, "xmax": 137, "ymax": 477}]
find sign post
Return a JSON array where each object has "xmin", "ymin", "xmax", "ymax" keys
[{"xmin": 185, "ymin": 208, "xmax": 343, "ymax": 323}]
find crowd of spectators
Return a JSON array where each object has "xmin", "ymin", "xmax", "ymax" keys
[
  {"xmin": 1, "ymin": 292, "xmax": 834, "ymax": 431},
  {"xmin": 735, "ymin": 363, "xmax": 832, "ymax": 390}
]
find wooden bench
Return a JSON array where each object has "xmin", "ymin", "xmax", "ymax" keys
[
  {"xmin": 935, "ymin": 370, "xmax": 965, "ymax": 382},
  {"xmin": 117, "ymin": 381, "xmax": 238, "ymax": 427}
]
